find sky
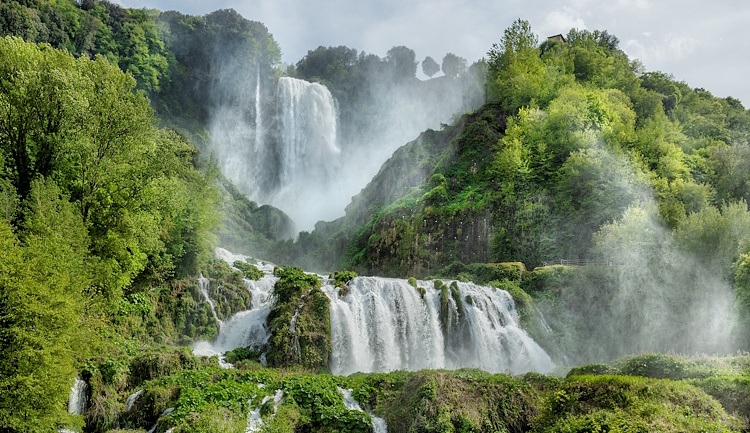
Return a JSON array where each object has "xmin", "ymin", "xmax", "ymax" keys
[{"xmin": 115, "ymin": 0, "xmax": 750, "ymax": 106}]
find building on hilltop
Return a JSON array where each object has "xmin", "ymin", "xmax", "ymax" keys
[{"xmin": 547, "ymin": 34, "xmax": 566, "ymax": 43}]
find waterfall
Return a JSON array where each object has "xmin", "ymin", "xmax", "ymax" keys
[
  {"xmin": 324, "ymin": 277, "xmax": 554, "ymax": 376},
  {"xmin": 254, "ymin": 67, "xmax": 263, "ymax": 153},
  {"xmin": 67, "ymin": 377, "xmax": 88, "ymax": 415},
  {"xmin": 288, "ymin": 301, "xmax": 304, "ymax": 364},
  {"xmin": 338, "ymin": 387, "xmax": 388, "ymax": 433},
  {"xmin": 198, "ymin": 274, "xmax": 221, "ymax": 326},
  {"xmin": 192, "ymin": 249, "xmax": 278, "ymax": 363},
  {"xmin": 194, "ymin": 249, "xmax": 553, "ymax": 376},
  {"xmin": 125, "ymin": 389, "xmax": 143, "ymax": 411},
  {"xmin": 147, "ymin": 408, "xmax": 174, "ymax": 433},
  {"xmin": 246, "ymin": 390, "xmax": 284, "ymax": 433},
  {"xmin": 270, "ymin": 77, "xmax": 342, "ymax": 230},
  {"xmin": 276, "ymin": 77, "xmax": 339, "ymax": 185},
  {"xmin": 192, "ymin": 275, "xmax": 277, "ymax": 359}
]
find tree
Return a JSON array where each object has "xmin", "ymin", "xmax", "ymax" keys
[
  {"xmin": 487, "ymin": 18, "xmax": 538, "ymax": 77},
  {"xmin": 0, "ymin": 180, "xmax": 90, "ymax": 432},
  {"xmin": 0, "ymin": 36, "xmax": 81, "ymax": 203},
  {"xmin": 485, "ymin": 19, "xmax": 549, "ymax": 113},
  {"xmin": 441, "ymin": 53, "xmax": 466, "ymax": 78},
  {"xmin": 386, "ymin": 45, "xmax": 417, "ymax": 80},
  {"xmin": 0, "ymin": 37, "xmax": 221, "ymax": 301},
  {"xmin": 422, "ymin": 56, "xmax": 439, "ymax": 78}
]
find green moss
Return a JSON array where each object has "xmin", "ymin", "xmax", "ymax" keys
[
  {"xmin": 108, "ymin": 356, "xmax": 750, "ymax": 433},
  {"xmin": 449, "ymin": 281, "xmax": 463, "ymax": 318},
  {"xmin": 520, "ymin": 265, "xmax": 578, "ymax": 295},
  {"xmin": 535, "ymin": 375, "xmax": 742, "ymax": 432},
  {"xmin": 439, "ymin": 261, "xmax": 528, "ymax": 284},
  {"xmin": 567, "ymin": 363, "xmax": 617, "ymax": 377},
  {"xmin": 380, "ymin": 370, "xmax": 538, "ymax": 433},
  {"xmin": 613, "ymin": 353, "xmax": 714, "ymax": 381},
  {"xmin": 233, "ymin": 260, "xmax": 264, "ymax": 280},
  {"xmin": 129, "ymin": 347, "xmax": 200, "ymax": 387},
  {"xmin": 267, "ymin": 267, "xmax": 329, "ymax": 370},
  {"xmin": 333, "ymin": 270, "xmax": 358, "ymax": 286},
  {"xmin": 690, "ymin": 375, "xmax": 750, "ymax": 423},
  {"xmin": 225, "ymin": 346, "xmax": 262, "ymax": 364},
  {"xmin": 201, "ymin": 260, "xmax": 252, "ymax": 321},
  {"xmin": 436, "ymin": 280, "xmax": 451, "ymax": 331}
]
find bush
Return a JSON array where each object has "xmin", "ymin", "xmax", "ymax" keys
[
  {"xmin": 332, "ymin": 270, "xmax": 358, "ymax": 288},
  {"xmin": 567, "ymin": 364, "xmax": 617, "ymax": 377},
  {"xmin": 233, "ymin": 260, "xmax": 264, "ymax": 280},
  {"xmin": 225, "ymin": 346, "xmax": 262, "ymax": 364}
]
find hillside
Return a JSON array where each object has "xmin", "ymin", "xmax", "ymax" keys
[
  {"xmin": 285, "ymin": 20, "xmax": 750, "ymax": 364},
  {"xmin": 296, "ymin": 23, "xmax": 750, "ymax": 277}
]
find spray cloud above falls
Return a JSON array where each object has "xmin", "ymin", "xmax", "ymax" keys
[{"xmin": 209, "ymin": 43, "xmax": 485, "ymax": 232}]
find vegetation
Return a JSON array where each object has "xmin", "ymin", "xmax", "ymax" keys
[
  {"xmin": 233, "ymin": 260, "xmax": 265, "ymax": 281},
  {"xmin": 266, "ymin": 267, "xmax": 330, "ymax": 370},
  {"xmin": 4, "ymin": 3, "xmax": 750, "ymax": 431},
  {"xmin": 72, "ymin": 354, "xmax": 750, "ymax": 432}
]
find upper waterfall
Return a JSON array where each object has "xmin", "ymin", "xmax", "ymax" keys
[{"xmin": 268, "ymin": 77, "xmax": 342, "ymax": 230}]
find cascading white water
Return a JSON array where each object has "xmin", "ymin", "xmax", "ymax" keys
[
  {"xmin": 67, "ymin": 377, "xmax": 88, "ymax": 415},
  {"xmin": 192, "ymin": 249, "xmax": 278, "ymax": 363},
  {"xmin": 324, "ymin": 277, "xmax": 554, "ymax": 376},
  {"xmin": 192, "ymin": 275, "xmax": 278, "ymax": 360},
  {"xmin": 195, "ymin": 248, "xmax": 553, "ymax": 376},
  {"xmin": 246, "ymin": 390, "xmax": 284, "ymax": 433},
  {"xmin": 198, "ymin": 274, "xmax": 221, "ymax": 326},
  {"xmin": 338, "ymin": 387, "xmax": 388, "ymax": 433},
  {"xmin": 270, "ymin": 77, "xmax": 342, "ymax": 229},
  {"xmin": 276, "ymin": 77, "xmax": 340, "ymax": 181},
  {"xmin": 288, "ymin": 302, "xmax": 303, "ymax": 364},
  {"xmin": 147, "ymin": 408, "xmax": 174, "ymax": 433},
  {"xmin": 254, "ymin": 67, "xmax": 263, "ymax": 153},
  {"xmin": 125, "ymin": 389, "xmax": 143, "ymax": 411}
]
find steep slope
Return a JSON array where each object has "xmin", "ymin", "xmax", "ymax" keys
[
  {"xmin": 280, "ymin": 23, "xmax": 750, "ymax": 365},
  {"xmin": 293, "ymin": 25, "xmax": 750, "ymax": 280}
]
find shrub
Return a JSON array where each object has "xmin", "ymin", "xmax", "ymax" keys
[{"xmin": 233, "ymin": 260, "xmax": 264, "ymax": 280}]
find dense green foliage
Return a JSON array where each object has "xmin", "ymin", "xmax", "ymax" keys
[
  {"xmin": 0, "ymin": 35, "xmax": 221, "ymax": 431},
  {"xmin": 299, "ymin": 20, "xmax": 750, "ymax": 277},
  {"xmin": 76, "ymin": 354, "xmax": 750, "ymax": 432},
  {"xmin": 283, "ymin": 20, "xmax": 750, "ymax": 370},
  {"xmin": 233, "ymin": 259, "xmax": 265, "ymax": 281}
]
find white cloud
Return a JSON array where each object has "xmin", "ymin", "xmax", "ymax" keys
[
  {"xmin": 666, "ymin": 35, "xmax": 699, "ymax": 58},
  {"xmin": 542, "ymin": 9, "xmax": 587, "ymax": 37},
  {"xmin": 615, "ymin": 0, "xmax": 649, "ymax": 9},
  {"xmin": 623, "ymin": 33, "xmax": 699, "ymax": 64}
]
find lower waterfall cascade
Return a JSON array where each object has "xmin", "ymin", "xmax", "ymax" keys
[
  {"xmin": 324, "ymin": 277, "xmax": 554, "ymax": 375},
  {"xmin": 193, "ymin": 248, "xmax": 554, "ymax": 375}
]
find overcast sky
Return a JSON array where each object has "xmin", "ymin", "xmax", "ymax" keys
[{"xmin": 116, "ymin": 0, "xmax": 750, "ymax": 106}]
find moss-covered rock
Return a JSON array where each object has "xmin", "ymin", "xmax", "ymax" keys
[
  {"xmin": 439, "ymin": 261, "xmax": 527, "ymax": 284},
  {"xmin": 266, "ymin": 267, "xmax": 330, "ymax": 370},
  {"xmin": 202, "ymin": 260, "xmax": 251, "ymax": 320},
  {"xmin": 332, "ymin": 270, "xmax": 357, "ymax": 297},
  {"xmin": 535, "ymin": 374, "xmax": 742, "ymax": 432},
  {"xmin": 233, "ymin": 260, "xmax": 264, "ymax": 280}
]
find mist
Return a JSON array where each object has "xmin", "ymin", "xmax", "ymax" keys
[
  {"xmin": 208, "ymin": 46, "xmax": 485, "ymax": 233},
  {"xmin": 534, "ymin": 142, "xmax": 744, "ymax": 365}
]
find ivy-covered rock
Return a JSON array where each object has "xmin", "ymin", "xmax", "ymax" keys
[{"xmin": 266, "ymin": 267, "xmax": 330, "ymax": 370}]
